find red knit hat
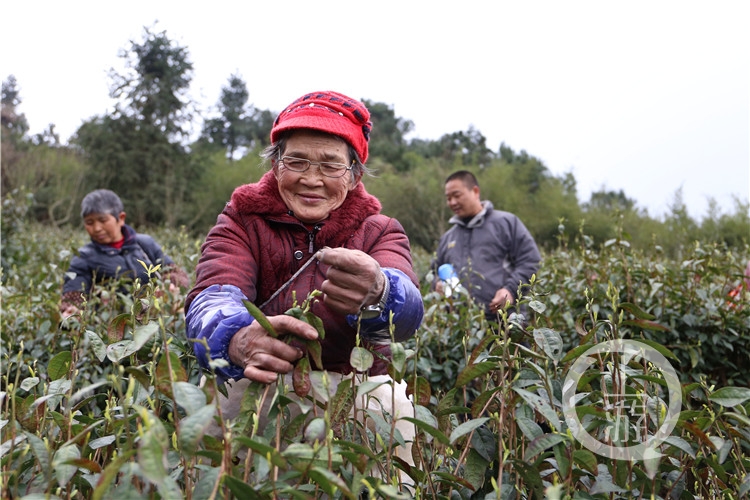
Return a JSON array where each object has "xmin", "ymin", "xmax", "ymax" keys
[{"xmin": 270, "ymin": 91, "xmax": 372, "ymax": 163}]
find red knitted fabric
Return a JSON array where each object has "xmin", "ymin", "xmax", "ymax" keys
[{"xmin": 271, "ymin": 91, "xmax": 372, "ymax": 163}]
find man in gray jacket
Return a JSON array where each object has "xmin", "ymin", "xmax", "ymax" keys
[{"xmin": 434, "ymin": 170, "xmax": 541, "ymax": 318}]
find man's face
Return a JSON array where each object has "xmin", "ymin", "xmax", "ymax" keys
[
  {"xmin": 84, "ymin": 212, "xmax": 125, "ymax": 244},
  {"xmin": 445, "ymin": 179, "xmax": 482, "ymax": 218}
]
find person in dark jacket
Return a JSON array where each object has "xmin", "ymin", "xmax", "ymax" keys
[
  {"xmin": 185, "ymin": 91, "xmax": 424, "ymax": 471},
  {"xmin": 434, "ymin": 170, "xmax": 541, "ymax": 318},
  {"xmin": 60, "ymin": 189, "xmax": 190, "ymax": 318}
]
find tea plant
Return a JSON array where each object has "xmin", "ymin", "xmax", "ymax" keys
[{"xmin": 1, "ymin": 221, "xmax": 749, "ymax": 498}]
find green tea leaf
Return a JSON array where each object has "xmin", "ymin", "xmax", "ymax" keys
[
  {"xmin": 52, "ymin": 442, "xmax": 80, "ymax": 487},
  {"xmin": 350, "ymin": 346, "xmax": 374, "ymax": 372},
  {"xmin": 449, "ymin": 417, "xmax": 489, "ymax": 444},
  {"xmin": 243, "ymin": 300, "xmax": 277, "ymax": 337},
  {"xmin": 173, "ymin": 381, "xmax": 207, "ymax": 415},
  {"xmin": 513, "ymin": 387, "xmax": 561, "ymax": 431},
  {"xmin": 709, "ymin": 386, "xmax": 750, "ymax": 407},
  {"xmin": 523, "ymin": 433, "xmax": 566, "ymax": 461},
  {"xmin": 402, "ymin": 416, "xmax": 450, "ymax": 445},
  {"xmin": 47, "ymin": 351, "xmax": 72, "ymax": 381},
  {"xmin": 455, "ymin": 361, "xmax": 496, "ymax": 388},
  {"xmin": 533, "ymin": 328, "xmax": 564, "ymax": 362},
  {"xmin": 178, "ymin": 404, "xmax": 216, "ymax": 456}
]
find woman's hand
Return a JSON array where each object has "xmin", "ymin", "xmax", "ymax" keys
[
  {"xmin": 315, "ymin": 247, "xmax": 385, "ymax": 316},
  {"xmin": 229, "ymin": 315, "xmax": 319, "ymax": 384}
]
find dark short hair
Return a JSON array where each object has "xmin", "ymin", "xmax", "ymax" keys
[
  {"xmin": 81, "ymin": 189, "xmax": 124, "ymax": 219},
  {"xmin": 446, "ymin": 170, "xmax": 478, "ymax": 189}
]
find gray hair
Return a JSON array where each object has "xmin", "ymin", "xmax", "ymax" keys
[
  {"xmin": 80, "ymin": 189, "xmax": 124, "ymax": 218},
  {"xmin": 261, "ymin": 131, "xmax": 373, "ymax": 183}
]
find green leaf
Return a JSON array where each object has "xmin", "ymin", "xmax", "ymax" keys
[
  {"xmin": 739, "ymin": 474, "xmax": 750, "ymax": 498},
  {"xmin": 622, "ymin": 319, "xmax": 670, "ymax": 332},
  {"xmin": 20, "ymin": 377, "xmax": 40, "ymax": 392},
  {"xmin": 402, "ymin": 416, "xmax": 450, "ymax": 445},
  {"xmin": 131, "ymin": 321, "xmax": 159, "ymax": 351},
  {"xmin": 106, "ymin": 340, "xmax": 136, "ymax": 362},
  {"xmin": 47, "ymin": 351, "xmax": 72, "ymax": 381},
  {"xmin": 618, "ymin": 302, "xmax": 656, "ymax": 320},
  {"xmin": 309, "ymin": 466, "xmax": 355, "ymax": 499},
  {"xmin": 52, "ymin": 442, "xmax": 81, "ymax": 487},
  {"xmin": 464, "ymin": 448, "xmax": 490, "ymax": 490},
  {"xmin": 192, "ymin": 467, "xmax": 221, "ymax": 500},
  {"xmin": 515, "ymin": 416, "xmax": 544, "ymax": 440},
  {"xmin": 523, "ymin": 433, "xmax": 566, "ymax": 461},
  {"xmin": 91, "ymin": 449, "xmax": 137, "ymax": 500},
  {"xmin": 89, "ymin": 435, "xmax": 116, "ymax": 450},
  {"xmin": 664, "ymin": 436, "xmax": 696, "ymax": 458},
  {"xmin": 709, "ymin": 386, "xmax": 750, "ymax": 407},
  {"xmin": 553, "ymin": 441, "xmax": 571, "ymax": 478},
  {"xmin": 390, "ymin": 341, "xmax": 407, "ymax": 378},
  {"xmin": 349, "ymin": 346, "xmax": 374, "ymax": 372},
  {"xmin": 357, "ymin": 379, "xmax": 387, "ymax": 398},
  {"xmin": 449, "ymin": 417, "xmax": 489, "ymax": 444},
  {"xmin": 561, "ymin": 343, "xmax": 596, "ymax": 364},
  {"xmin": 178, "ymin": 404, "xmax": 216, "ymax": 456},
  {"xmin": 513, "ymin": 387, "xmax": 561, "ymax": 431},
  {"xmin": 533, "ymin": 328, "xmax": 564, "ymax": 362},
  {"xmin": 173, "ymin": 381, "xmax": 207, "ymax": 415},
  {"xmin": 234, "ymin": 435, "xmax": 289, "ymax": 468},
  {"xmin": 455, "ymin": 361, "xmax": 496, "ymax": 388},
  {"xmin": 137, "ymin": 414, "xmax": 169, "ymax": 484},
  {"xmin": 85, "ymin": 330, "xmax": 107, "ymax": 362},
  {"xmin": 23, "ymin": 432, "xmax": 51, "ymax": 482},
  {"xmin": 243, "ymin": 300, "xmax": 277, "ymax": 337},
  {"xmin": 303, "ymin": 310, "xmax": 325, "ymax": 340},
  {"xmin": 572, "ymin": 449, "xmax": 598, "ymax": 475},
  {"xmin": 224, "ymin": 474, "xmax": 263, "ymax": 499},
  {"xmin": 631, "ymin": 337, "xmax": 680, "ymax": 361}
]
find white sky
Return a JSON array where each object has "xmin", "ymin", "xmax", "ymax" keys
[{"xmin": 2, "ymin": 1, "xmax": 748, "ymax": 220}]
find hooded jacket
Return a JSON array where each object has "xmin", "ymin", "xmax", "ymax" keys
[
  {"xmin": 435, "ymin": 200, "xmax": 541, "ymax": 313},
  {"xmin": 185, "ymin": 171, "xmax": 424, "ymax": 380}
]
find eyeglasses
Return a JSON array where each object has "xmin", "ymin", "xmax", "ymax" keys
[{"xmin": 279, "ymin": 156, "xmax": 353, "ymax": 178}]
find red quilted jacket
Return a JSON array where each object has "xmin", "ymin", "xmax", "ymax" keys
[{"xmin": 186, "ymin": 171, "xmax": 419, "ymax": 374}]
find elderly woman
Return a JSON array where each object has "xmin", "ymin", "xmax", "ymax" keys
[{"xmin": 184, "ymin": 91, "xmax": 424, "ymax": 467}]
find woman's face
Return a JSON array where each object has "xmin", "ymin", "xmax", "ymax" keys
[
  {"xmin": 274, "ymin": 130, "xmax": 359, "ymax": 224},
  {"xmin": 84, "ymin": 212, "xmax": 125, "ymax": 244}
]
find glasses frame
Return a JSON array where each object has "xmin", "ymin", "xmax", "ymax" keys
[{"xmin": 278, "ymin": 155, "xmax": 354, "ymax": 179}]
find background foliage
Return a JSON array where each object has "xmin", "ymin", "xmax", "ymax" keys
[
  {"xmin": 1, "ymin": 191, "xmax": 749, "ymax": 498},
  {"xmin": 2, "ymin": 26, "xmax": 749, "ymax": 255}
]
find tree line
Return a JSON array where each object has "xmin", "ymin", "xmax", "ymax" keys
[{"xmin": 2, "ymin": 25, "xmax": 748, "ymax": 258}]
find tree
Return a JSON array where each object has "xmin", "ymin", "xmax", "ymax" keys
[
  {"xmin": 1, "ymin": 75, "xmax": 29, "ymax": 140},
  {"xmin": 364, "ymin": 99, "xmax": 414, "ymax": 171},
  {"xmin": 2, "ymin": 75, "xmax": 30, "ymax": 194},
  {"xmin": 585, "ymin": 188, "xmax": 636, "ymax": 212},
  {"xmin": 109, "ymin": 25, "xmax": 194, "ymax": 139},
  {"xmin": 74, "ymin": 25, "xmax": 201, "ymax": 227},
  {"xmin": 200, "ymin": 73, "xmax": 270, "ymax": 160}
]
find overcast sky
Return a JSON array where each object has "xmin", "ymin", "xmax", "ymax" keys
[{"xmin": 3, "ymin": 1, "xmax": 748, "ymax": 219}]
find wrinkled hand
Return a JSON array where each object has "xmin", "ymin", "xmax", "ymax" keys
[
  {"xmin": 489, "ymin": 288, "xmax": 514, "ymax": 312},
  {"xmin": 315, "ymin": 247, "xmax": 385, "ymax": 316},
  {"xmin": 229, "ymin": 315, "xmax": 319, "ymax": 384}
]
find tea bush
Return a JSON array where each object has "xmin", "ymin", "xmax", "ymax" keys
[{"xmin": 1, "ymin": 220, "xmax": 749, "ymax": 499}]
